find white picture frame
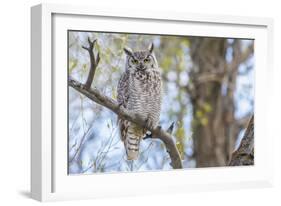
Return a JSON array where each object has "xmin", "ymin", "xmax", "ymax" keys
[{"xmin": 31, "ymin": 3, "xmax": 274, "ymax": 202}]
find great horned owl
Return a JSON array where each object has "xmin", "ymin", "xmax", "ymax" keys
[{"xmin": 117, "ymin": 43, "xmax": 162, "ymax": 160}]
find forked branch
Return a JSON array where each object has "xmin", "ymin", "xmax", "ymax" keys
[
  {"xmin": 82, "ymin": 37, "xmax": 100, "ymax": 89},
  {"xmin": 69, "ymin": 38, "xmax": 183, "ymax": 169}
]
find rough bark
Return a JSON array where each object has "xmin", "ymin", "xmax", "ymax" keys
[
  {"xmin": 228, "ymin": 115, "xmax": 254, "ymax": 166},
  {"xmin": 69, "ymin": 38, "xmax": 183, "ymax": 169}
]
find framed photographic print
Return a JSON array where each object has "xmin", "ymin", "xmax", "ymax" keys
[{"xmin": 31, "ymin": 3, "xmax": 274, "ymax": 201}]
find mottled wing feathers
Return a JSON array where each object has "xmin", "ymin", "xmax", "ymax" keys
[
  {"xmin": 117, "ymin": 71, "xmax": 146, "ymax": 160},
  {"xmin": 117, "ymin": 72, "xmax": 129, "ymax": 142},
  {"xmin": 117, "ymin": 72, "xmax": 129, "ymax": 108}
]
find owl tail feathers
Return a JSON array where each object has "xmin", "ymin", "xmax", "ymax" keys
[
  {"xmin": 125, "ymin": 126, "xmax": 144, "ymax": 160},
  {"xmin": 125, "ymin": 135, "xmax": 140, "ymax": 160}
]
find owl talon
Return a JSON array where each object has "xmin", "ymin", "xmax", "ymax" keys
[{"xmin": 143, "ymin": 133, "xmax": 152, "ymax": 140}]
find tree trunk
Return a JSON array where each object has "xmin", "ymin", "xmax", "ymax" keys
[
  {"xmin": 189, "ymin": 38, "xmax": 241, "ymax": 167},
  {"xmin": 228, "ymin": 116, "xmax": 254, "ymax": 166}
]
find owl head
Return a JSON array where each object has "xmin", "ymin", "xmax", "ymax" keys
[{"xmin": 124, "ymin": 43, "xmax": 158, "ymax": 72}]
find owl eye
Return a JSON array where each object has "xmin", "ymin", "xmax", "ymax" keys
[
  {"xmin": 131, "ymin": 59, "xmax": 139, "ymax": 64},
  {"xmin": 144, "ymin": 58, "xmax": 150, "ymax": 63}
]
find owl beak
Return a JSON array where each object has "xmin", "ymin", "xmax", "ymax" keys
[{"xmin": 138, "ymin": 63, "xmax": 145, "ymax": 70}]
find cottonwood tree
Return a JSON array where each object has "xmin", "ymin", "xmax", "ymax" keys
[{"xmin": 188, "ymin": 38, "xmax": 254, "ymax": 167}]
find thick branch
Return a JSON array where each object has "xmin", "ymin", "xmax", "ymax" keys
[
  {"xmin": 69, "ymin": 37, "xmax": 182, "ymax": 169},
  {"xmin": 228, "ymin": 115, "xmax": 254, "ymax": 166},
  {"xmin": 196, "ymin": 73, "xmax": 223, "ymax": 84},
  {"xmin": 236, "ymin": 113, "xmax": 253, "ymax": 130},
  {"xmin": 69, "ymin": 79, "xmax": 183, "ymax": 169}
]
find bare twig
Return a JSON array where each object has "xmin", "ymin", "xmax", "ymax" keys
[
  {"xmin": 167, "ymin": 122, "xmax": 175, "ymax": 134},
  {"xmin": 82, "ymin": 37, "xmax": 100, "ymax": 89},
  {"xmin": 69, "ymin": 38, "xmax": 183, "ymax": 169},
  {"xmin": 69, "ymin": 126, "xmax": 91, "ymax": 163}
]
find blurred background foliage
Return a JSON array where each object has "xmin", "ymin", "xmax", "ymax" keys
[{"xmin": 68, "ymin": 31, "xmax": 254, "ymax": 174}]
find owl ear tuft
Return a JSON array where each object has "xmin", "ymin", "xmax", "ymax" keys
[
  {"xmin": 148, "ymin": 43, "xmax": 154, "ymax": 53},
  {"xmin": 123, "ymin": 47, "xmax": 133, "ymax": 57}
]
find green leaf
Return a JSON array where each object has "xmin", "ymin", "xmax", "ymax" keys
[
  {"xmin": 176, "ymin": 141, "xmax": 185, "ymax": 160},
  {"xmin": 195, "ymin": 110, "xmax": 203, "ymax": 118},
  {"xmin": 202, "ymin": 103, "xmax": 212, "ymax": 113},
  {"xmin": 200, "ymin": 117, "xmax": 209, "ymax": 126},
  {"xmin": 69, "ymin": 59, "xmax": 78, "ymax": 73}
]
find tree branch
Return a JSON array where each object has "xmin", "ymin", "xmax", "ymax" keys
[
  {"xmin": 196, "ymin": 72, "xmax": 223, "ymax": 84},
  {"xmin": 69, "ymin": 38, "xmax": 183, "ymax": 169},
  {"xmin": 240, "ymin": 42, "xmax": 254, "ymax": 64},
  {"xmin": 236, "ymin": 113, "xmax": 253, "ymax": 131},
  {"xmin": 228, "ymin": 115, "xmax": 254, "ymax": 166},
  {"xmin": 82, "ymin": 37, "xmax": 100, "ymax": 89}
]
